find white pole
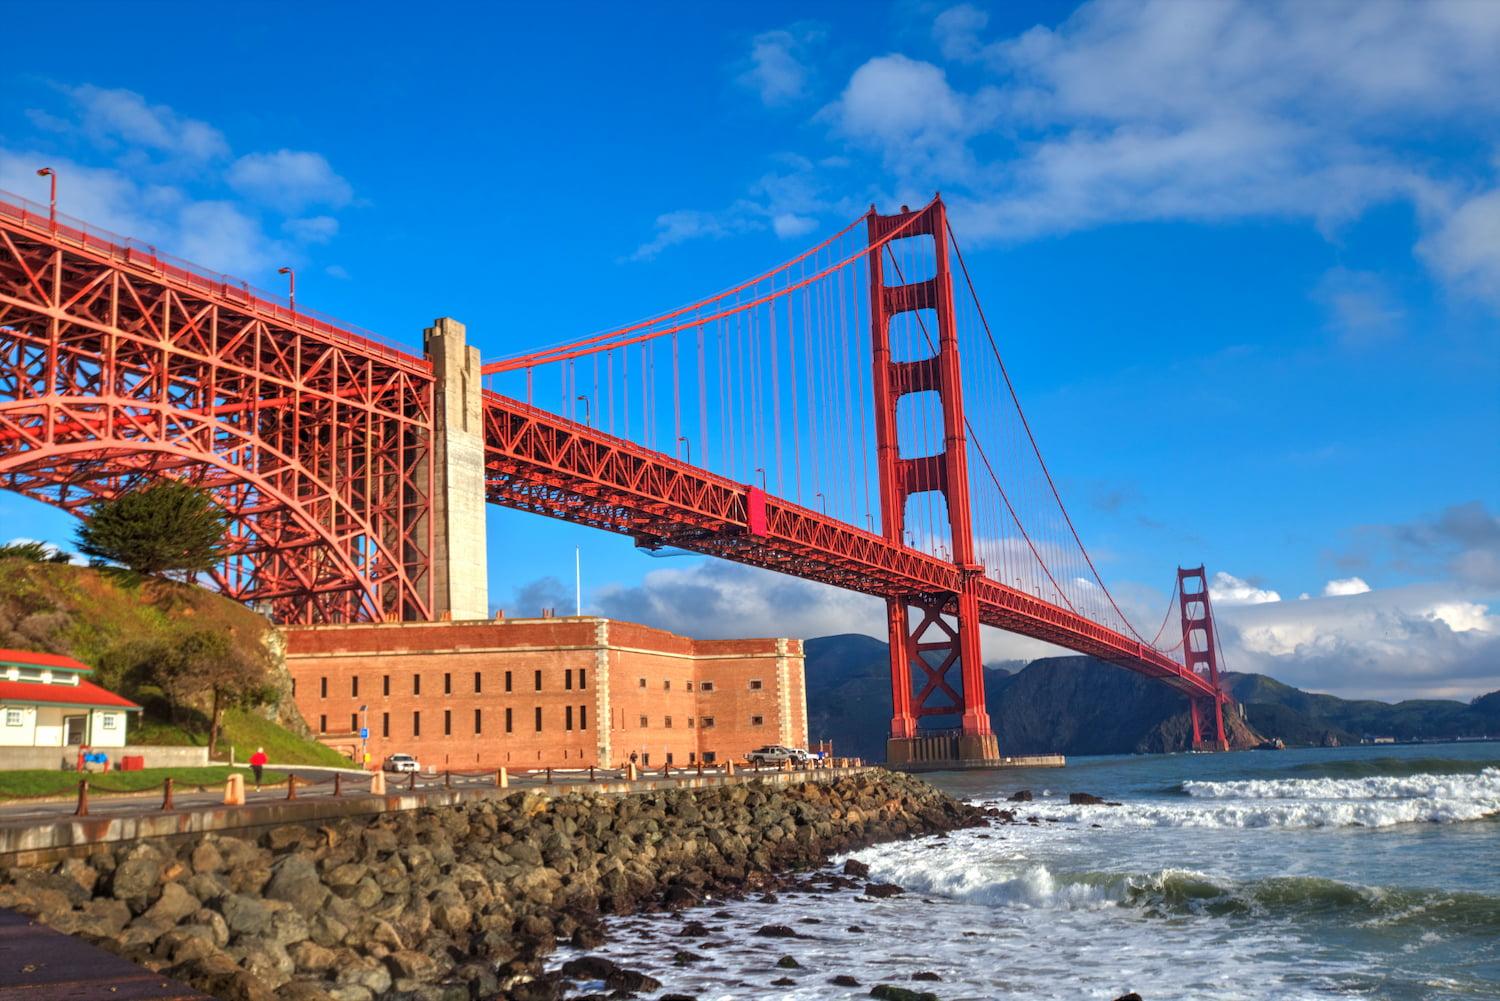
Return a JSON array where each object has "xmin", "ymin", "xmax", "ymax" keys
[{"xmin": 575, "ymin": 547, "xmax": 582, "ymax": 616}]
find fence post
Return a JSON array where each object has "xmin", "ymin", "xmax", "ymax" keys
[
  {"xmin": 370, "ymin": 770, "xmax": 386, "ymax": 795},
  {"xmin": 285, "ymin": 775, "xmax": 297, "ymax": 800},
  {"xmin": 496, "ymin": 767, "xmax": 509, "ymax": 788},
  {"xmin": 545, "ymin": 767, "xmax": 552, "ymax": 784},
  {"xmin": 445, "ymin": 771, "xmax": 452, "ymax": 789},
  {"xmin": 409, "ymin": 771, "xmax": 416, "ymax": 792},
  {"xmin": 161, "ymin": 777, "xmax": 174, "ymax": 812},
  {"xmin": 333, "ymin": 773, "xmax": 342, "ymax": 797},
  {"xmin": 588, "ymin": 766, "xmax": 595, "ymax": 782},
  {"xmin": 74, "ymin": 779, "xmax": 89, "ymax": 817}
]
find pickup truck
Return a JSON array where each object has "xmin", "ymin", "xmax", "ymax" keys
[{"xmin": 745, "ymin": 745, "xmax": 809, "ymax": 766}]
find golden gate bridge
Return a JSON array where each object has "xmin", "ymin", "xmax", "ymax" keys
[{"xmin": 0, "ymin": 188, "xmax": 1229, "ymax": 763}]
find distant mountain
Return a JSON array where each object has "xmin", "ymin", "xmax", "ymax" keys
[
  {"xmin": 803, "ymin": 633, "xmax": 1499, "ymax": 761},
  {"xmin": 1224, "ymin": 672, "xmax": 1500, "ymax": 745},
  {"xmin": 804, "ymin": 634, "xmax": 1260, "ymax": 760}
]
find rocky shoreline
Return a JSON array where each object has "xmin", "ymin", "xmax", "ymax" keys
[{"xmin": 0, "ymin": 769, "xmax": 988, "ymax": 1000}]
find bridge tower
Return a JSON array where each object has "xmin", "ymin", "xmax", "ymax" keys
[
  {"xmin": 867, "ymin": 199, "xmax": 1000, "ymax": 768},
  {"xmin": 1177, "ymin": 566, "xmax": 1229, "ymax": 750},
  {"xmin": 424, "ymin": 318, "xmax": 490, "ymax": 621}
]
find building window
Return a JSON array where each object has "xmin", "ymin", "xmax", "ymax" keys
[
  {"xmin": 687, "ymin": 717, "xmax": 695, "ymax": 728},
  {"xmin": 351, "ymin": 677, "xmax": 359, "ymax": 697},
  {"xmin": 505, "ymin": 707, "xmax": 513, "ymax": 733},
  {"xmin": 686, "ymin": 681, "xmax": 694, "ymax": 692},
  {"xmin": 505, "ymin": 670, "xmax": 513, "ymax": 692},
  {"xmin": 101, "ymin": 713, "xmax": 116, "ymax": 730},
  {"xmin": 639, "ymin": 715, "xmax": 648, "ymax": 727},
  {"xmin": 638, "ymin": 678, "xmax": 646, "ymax": 688},
  {"xmin": 565, "ymin": 669, "xmax": 573, "ymax": 690},
  {"xmin": 579, "ymin": 668, "xmax": 587, "ymax": 689},
  {"xmin": 444, "ymin": 710, "xmax": 452, "ymax": 736},
  {"xmin": 751, "ymin": 715, "xmax": 764, "ymax": 726},
  {"xmin": 320, "ymin": 677, "xmax": 327, "ymax": 698},
  {"xmin": 642, "ymin": 753, "xmax": 650, "ymax": 766},
  {"xmin": 413, "ymin": 674, "xmax": 421, "ymax": 695},
  {"xmin": 666, "ymin": 752, "xmax": 674, "ymax": 765},
  {"xmin": 534, "ymin": 706, "xmax": 542, "ymax": 732},
  {"xmin": 319, "ymin": 714, "xmax": 327, "ymax": 733},
  {"xmin": 701, "ymin": 716, "xmax": 715, "ymax": 728},
  {"xmin": 413, "ymin": 711, "xmax": 421, "ymax": 737},
  {"xmin": 565, "ymin": 706, "xmax": 574, "ymax": 731},
  {"xmin": 664, "ymin": 679, "xmax": 671, "ymax": 691},
  {"xmin": 291, "ymin": 678, "xmax": 296, "ymax": 696},
  {"xmin": 749, "ymin": 679, "xmax": 763, "ymax": 691},
  {"xmin": 6, "ymin": 708, "xmax": 29, "ymax": 726},
  {"xmin": 444, "ymin": 673, "xmax": 452, "ymax": 695},
  {"xmin": 474, "ymin": 708, "xmax": 482, "ymax": 734},
  {"xmin": 383, "ymin": 675, "xmax": 390, "ymax": 696},
  {"xmin": 700, "ymin": 681, "xmax": 715, "ymax": 692},
  {"xmin": 689, "ymin": 751, "xmax": 696, "ymax": 764},
  {"xmin": 351, "ymin": 713, "xmax": 358, "ymax": 731},
  {"xmin": 534, "ymin": 669, "xmax": 542, "ymax": 691},
  {"xmin": 382, "ymin": 712, "xmax": 390, "ymax": 737},
  {"xmin": 665, "ymin": 716, "xmax": 673, "ymax": 728},
  {"xmin": 704, "ymin": 751, "xmax": 717, "ymax": 764},
  {"xmin": 474, "ymin": 671, "xmax": 482, "ymax": 693},
  {"xmin": 579, "ymin": 705, "xmax": 587, "ymax": 730}
]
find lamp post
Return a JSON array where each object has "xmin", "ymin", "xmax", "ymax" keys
[
  {"xmin": 277, "ymin": 267, "xmax": 295, "ymax": 312},
  {"xmin": 358, "ymin": 704, "xmax": 369, "ymax": 770},
  {"xmin": 815, "ymin": 491, "xmax": 827, "ymax": 514},
  {"xmin": 677, "ymin": 436, "xmax": 690, "ymax": 465},
  {"xmin": 753, "ymin": 467, "xmax": 766, "ymax": 490},
  {"xmin": 35, "ymin": 168, "xmax": 56, "ymax": 230},
  {"xmin": 575, "ymin": 394, "xmax": 591, "ymax": 427}
]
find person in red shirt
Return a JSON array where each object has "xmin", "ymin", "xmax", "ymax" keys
[{"xmin": 249, "ymin": 747, "xmax": 268, "ymax": 789}]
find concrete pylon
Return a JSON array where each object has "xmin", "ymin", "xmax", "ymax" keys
[{"xmin": 423, "ymin": 318, "xmax": 489, "ymax": 621}]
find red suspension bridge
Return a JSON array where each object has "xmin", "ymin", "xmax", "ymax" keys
[{"xmin": 0, "ymin": 189, "xmax": 1228, "ymax": 762}]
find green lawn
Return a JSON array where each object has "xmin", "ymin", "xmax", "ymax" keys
[
  {"xmin": 0, "ymin": 765, "xmax": 289, "ymax": 800},
  {"xmin": 129, "ymin": 707, "xmax": 352, "ymax": 768}
]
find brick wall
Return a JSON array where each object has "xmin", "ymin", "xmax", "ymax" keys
[{"xmin": 281, "ymin": 618, "xmax": 806, "ymax": 772}]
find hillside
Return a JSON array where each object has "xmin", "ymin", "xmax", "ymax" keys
[
  {"xmin": 804, "ymin": 633, "xmax": 1498, "ymax": 760},
  {"xmin": 804, "ymin": 634, "xmax": 1260, "ymax": 760},
  {"xmin": 0, "ymin": 558, "xmax": 345, "ymax": 766}
]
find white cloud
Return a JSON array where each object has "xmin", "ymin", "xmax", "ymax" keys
[
  {"xmin": 1209, "ymin": 571, "xmax": 1282, "ymax": 605},
  {"xmin": 1417, "ymin": 186, "xmax": 1500, "ymax": 307},
  {"xmin": 1312, "ymin": 268, "xmax": 1405, "ymax": 346},
  {"xmin": 283, "ymin": 215, "xmax": 339, "ymax": 244},
  {"xmin": 771, "ymin": 212, "xmax": 817, "ymax": 238},
  {"xmin": 1323, "ymin": 576, "xmax": 1372, "ymax": 596},
  {"xmin": 227, "ymin": 150, "xmax": 352, "ymax": 213},
  {"xmin": 740, "ymin": 27, "xmax": 821, "ymax": 106},
  {"xmin": 823, "ymin": 54, "xmax": 978, "ymax": 177},
  {"xmin": 933, "ymin": 4, "xmax": 990, "ymax": 61},
  {"xmin": 67, "ymin": 85, "xmax": 228, "ymax": 161}
]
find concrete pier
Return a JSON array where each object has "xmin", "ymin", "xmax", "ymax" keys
[{"xmin": 423, "ymin": 317, "xmax": 489, "ymax": 621}]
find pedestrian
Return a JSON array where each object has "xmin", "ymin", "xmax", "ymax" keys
[{"xmin": 249, "ymin": 746, "xmax": 268, "ymax": 789}]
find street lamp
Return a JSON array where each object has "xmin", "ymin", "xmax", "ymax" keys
[
  {"xmin": 277, "ymin": 267, "xmax": 295, "ymax": 312},
  {"xmin": 677, "ymin": 436, "xmax": 691, "ymax": 465},
  {"xmin": 753, "ymin": 467, "xmax": 766, "ymax": 490},
  {"xmin": 575, "ymin": 394, "xmax": 591, "ymax": 427},
  {"xmin": 358, "ymin": 704, "xmax": 369, "ymax": 770},
  {"xmin": 815, "ymin": 491, "xmax": 827, "ymax": 514},
  {"xmin": 35, "ymin": 168, "xmax": 56, "ymax": 230}
]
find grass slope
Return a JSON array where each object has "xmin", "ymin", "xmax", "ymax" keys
[{"xmin": 0, "ymin": 765, "xmax": 288, "ymax": 800}]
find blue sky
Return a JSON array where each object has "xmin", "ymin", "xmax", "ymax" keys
[{"xmin": 1, "ymin": 1, "xmax": 1497, "ymax": 700}]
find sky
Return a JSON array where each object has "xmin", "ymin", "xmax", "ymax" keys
[{"xmin": 0, "ymin": 0, "xmax": 1496, "ymax": 702}]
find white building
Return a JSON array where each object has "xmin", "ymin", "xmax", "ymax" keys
[{"xmin": 0, "ymin": 648, "xmax": 140, "ymax": 749}]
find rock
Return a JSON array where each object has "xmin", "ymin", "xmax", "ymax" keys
[
  {"xmin": 1007, "ymin": 790, "xmax": 1033, "ymax": 802},
  {"xmin": 776, "ymin": 955, "xmax": 801, "ymax": 968},
  {"xmin": 111, "ymin": 844, "xmax": 164, "ymax": 904},
  {"xmin": 289, "ymin": 940, "xmax": 340, "ymax": 972},
  {"xmin": 870, "ymin": 986, "xmax": 940, "ymax": 1001},
  {"xmin": 265, "ymin": 855, "xmax": 328, "ymax": 912},
  {"xmin": 754, "ymin": 924, "xmax": 800, "ymax": 938},
  {"xmin": 842, "ymin": 858, "xmax": 871, "ymax": 879},
  {"xmin": 335, "ymin": 955, "xmax": 392, "ymax": 995},
  {"xmin": 772, "ymin": 978, "xmax": 797, "ymax": 987},
  {"xmin": 221, "ymin": 893, "xmax": 274, "ymax": 938},
  {"xmin": 190, "ymin": 841, "xmax": 225, "ymax": 875},
  {"xmin": 561, "ymin": 955, "xmax": 620, "ymax": 981},
  {"xmin": 1068, "ymin": 792, "xmax": 1105, "ymax": 805},
  {"xmin": 143, "ymin": 882, "xmax": 199, "ymax": 925},
  {"xmin": 832, "ymin": 974, "xmax": 861, "ymax": 986},
  {"xmin": 386, "ymin": 949, "xmax": 439, "ymax": 980},
  {"xmin": 571, "ymin": 923, "xmax": 606, "ymax": 949},
  {"xmin": 672, "ymin": 949, "xmax": 706, "ymax": 964},
  {"xmin": 1112, "ymin": 995, "xmax": 1143, "ymax": 1001},
  {"xmin": 912, "ymin": 971, "xmax": 942, "ymax": 981},
  {"xmin": 863, "ymin": 883, "xmax": 904, "ymax": 898}
]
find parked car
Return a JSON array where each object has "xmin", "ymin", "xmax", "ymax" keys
[
  {"xmin": 382, "ymin": 753, "xmax": 420, "ymax": 773},
  {"xmin": 745, "ymin": 745, "xmax": 797, "ymax": 765}
]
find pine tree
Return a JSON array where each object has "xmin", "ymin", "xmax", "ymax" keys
[{"xmin": 75, "ymin": 480, "xmax": 227, "ymax": 578}]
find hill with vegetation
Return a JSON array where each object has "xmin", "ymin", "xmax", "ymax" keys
[
  {"xmin": 0, "ymin": 556, "xmax": 345, "ymax": 767},
  {"xmin": 1224, "ymin": 672, "xmax": 1500, "ymax": 745}
]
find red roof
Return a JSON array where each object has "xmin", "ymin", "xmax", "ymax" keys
[
  {"xmin": 0, "ymin": 678, "xmax": 140, "ymax": 710},
  {"xmin": 0, "ymin": 648, "xmax": 91, "ymax": 673}
]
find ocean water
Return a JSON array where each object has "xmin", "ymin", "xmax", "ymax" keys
[{"xmin": 555, "ymin": 742, "xmax": 1500, "ymax": 1000}]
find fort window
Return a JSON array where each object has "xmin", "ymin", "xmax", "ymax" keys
[
  {"xmin": 565, "ymin": 705, "xmax": 574, "ymax": 730},
  {"xmin": 413, "ymin": 674, "xmax": 421, "ymax": 695},
  {"xmin": 565, "ymin": 669, "xmax": 573, "ymax": 690},
  {"xmin": 579, "ymin": 705, "xmax": 587, "ymax": 729},
  {"xmin": 319, "ymin": 714, "xmax": 327, "ymax": 733},
  {"xmin": 639, "ymin": 715, "xmax": 648, "ymax": 727},
  {"xmin": 444, "ymin": 709, "xmax": 452, "ymax": 736},
  {"xmin": 351, "ymin": 677, "xmax": 359, "ymax": 697},
  {"xmin": 534, "ymin": 669, "xmax": 542, "ymax": 691},
  {"xmin": 474, "ymin": 671, "xmax": 482, "ymax": 693},
  {"xmin": 382, "ymin": 712, "xmax": 389, "ymax": 737},
  {"xmin": 666, "ymin": 752, "xmax": 674, "ymax": 765},
  {"xmin": 291, "ymin": 679, "xmax": 296, "ymax": 696},
  {"xmin": 350, "ymin": 713, "xmax": 358, "ymax": 731},
  {"xmin": 751, "ymin": 715, "xmax": 764, "ymax": 726},
  {"xmin": 748, "ymin": 679, "xmax": 763, "ymax": 690},
  {"xmin": 413, "ymin": 711, "xmax": 421, "ymax": 737},
  {"xmin": 638, "ymin": 678, "xmax": 646, "ymax": 688},
  {"xmin": 701, "ymin": 716, "xmax": 715, "ymax": 728},
  {"xmin": 474, "ymin": 708, "xmax": 482, "ymax": 734},
  {"xmin": 505, "ymin": 707, "xmax": 513, "ymax": 733},
  {"xmin": 579, "ymin": 668, "xmax": 587, "ymax": 688},
  {"xmin": 686, "ymin": 681, "xmax": 694, "ymax": 692},
  {"xmin": 444, "ymin": 673, "xmax": 452, "ymax": 695},
  {"xmin": 505, "ymin": 671, "xmax": 512, "ymax": 692},
  {"xmin": 665, "ymin": 716, "xmax": 673, "ymax": 728},
  {"xmin": 700, "ymin": 681, "xmax": 714, "ymax": 692},
  {"xmin": 642, "ymin": 753, "xmax": 650, "ymax": 766},
  {"xmin": 383, "ymin": 675, "xmax": 390, "ymax": 696},
  {"xmin": 687, "ymin": 717, "xmax": 695, "ymax": 728},
  {"xmin": 319, "ymin": 677, "xmax": 327, "ymax": 698},
  {"xmin": 534, "ymin": 706, "xmax": 542, "ymax": 732},
  {"xmin": 704, "ymin": 751, "xmax": 717, "ymax": 764},
  {"xmin": 664, "ymin": 679, "xmax": 671, "ymax": 691},
  {"xmin": 689, "ymin": 751, "xmax": 696, "ymax": 763}
]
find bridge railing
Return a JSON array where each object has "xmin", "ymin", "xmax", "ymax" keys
[{"xmin": 0, "ymin": 188, "xmax": 425, "ymax": 372}]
